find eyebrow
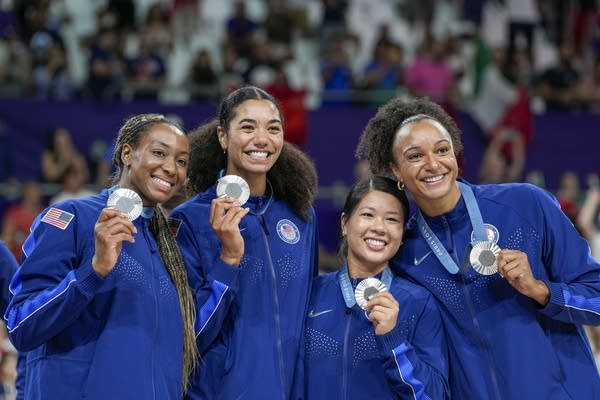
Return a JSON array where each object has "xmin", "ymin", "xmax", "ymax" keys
[
  {"xmin": 151, "ymin": 140, "xmax": 190, "ymax": 156},
  {"xmin": 238, "ymin": 118, "xmax": 282, "ymax": 125},
  {"xmin": 404, "ymin": 139, "xmax": 450, "ymax": 154},
  {"xmin": 358, "ymin": 205, "xmax": 402, "ymax": 216}
]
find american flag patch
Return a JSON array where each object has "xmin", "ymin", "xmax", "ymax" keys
[
  {"xmin": 168, "ymin": 217, "xmax": 182, "ymax": 237},
  {"xmin": 41, "ymin": 207, "xmax": 74, "ymax": 230}
]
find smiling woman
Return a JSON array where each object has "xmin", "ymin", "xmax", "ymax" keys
[
  {"xmin": 5, "ymin": 114, "xmax": 238, "ymax": 400},
  {"xmin": 170, "ymin": 86, "xmax": 319, "ymax": 399},
  {"xmin": 356, "ymin": 97, "xmax": 600, "ymax": 399},
  {"xmin": 304, "ymin": 175, "xmax": 450, "ymax": 399}
]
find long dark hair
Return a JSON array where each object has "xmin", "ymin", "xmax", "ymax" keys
[
  {"xmin": 112, "ymin": 113, "xmax": 198, "ymax": 391},
  {"xmin": 339, "ymin": 176, "xmax": 409, "ymax": 258},
  {"xmin": 186, "ymin": 86, "xmax": 317, "ymax": 220}
]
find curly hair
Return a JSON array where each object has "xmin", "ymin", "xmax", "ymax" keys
[
  {"xmin": 355, "ymin": 97, "xmax": 463, "ymax": 176},
  {"xmin": 186, "ymin": 86, "xmax": 317, "ymax": 220}
]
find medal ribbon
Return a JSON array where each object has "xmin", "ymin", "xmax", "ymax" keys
[
  {"xmin": 339, "ymin": 264, "xmax": 392, "ymax": 308},
  {"xmin": 416, "ymin": 182, "xmax": 487, "ymax": 274}
]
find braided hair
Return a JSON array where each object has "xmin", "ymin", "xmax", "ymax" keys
[
  {"xmin": 355, "ymin": 97, "xmax": 463, "ymax": 176},
  {"xmin": 113, "ymin": 114, "xmax": 198, "ymax": 391},
  {"xmin": 186, "ymin": 86, "xmax": 317, "ymax": 220}
]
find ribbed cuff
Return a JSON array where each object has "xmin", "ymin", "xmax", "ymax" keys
[
  {"xmin": 538, "ymin": 280, "xmax": 564, "ymax": 317},
  {"xmin": 74, "ymin": 263, "xmax": 106, "ymax": 299}
]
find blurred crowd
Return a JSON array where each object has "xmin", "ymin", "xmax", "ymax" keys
[{"xmin": 0, "ymin": 0, "xmax": 599, "ymax": 112}]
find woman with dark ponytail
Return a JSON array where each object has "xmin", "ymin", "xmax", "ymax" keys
[
  {"xmin": 6, "ymin": 114, "xmax": 236, "ymax": 399},
  {"xmin": 170, "ymin": 86, "xmax": 319, "ymax": 399}
]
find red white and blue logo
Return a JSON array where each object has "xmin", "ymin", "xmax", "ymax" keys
[{"xmin": 277, "ymin": 219, "xmax": 300, "ymax": 244}]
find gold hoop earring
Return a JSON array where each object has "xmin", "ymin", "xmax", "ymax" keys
[{"xmin": 397, "ymin": 181, "xmax": 405, "ymax": 191}]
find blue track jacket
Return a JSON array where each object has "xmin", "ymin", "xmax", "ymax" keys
[
  {"xmin": 171, "ymin": 184, "xmax": 319, "ymax": 400},
  {"xmin": 5, "ymin": 188, "xmax": 238, "ymax": 400},
  {"xmin": 394, "ymin": 181, "xmax": 600, "ymax": 399},
  {"xmin": 305, "ymin": 269, "xmax": 450, "ymax": 399}
]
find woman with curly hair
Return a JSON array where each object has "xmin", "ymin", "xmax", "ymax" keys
[
  {"xmin": 356, "ymin": 97, "xmax": 600, "ymax": 399},
  {"xmin": 170, "ymin": 86, "xmax": 319, "ymax": 399}
]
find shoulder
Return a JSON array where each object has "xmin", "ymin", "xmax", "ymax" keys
[{"xmin": 473, "ymin": 182, "xmax": 555, "ymax": 204}]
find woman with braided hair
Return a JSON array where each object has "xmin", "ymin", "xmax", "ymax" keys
[
  {"xmin": 5, "ymin": 114, "xmax": 237, "ymax": 399},
  {"xmin": 170, "ymin": 86, "xmax": 319, "ymax": 399}
]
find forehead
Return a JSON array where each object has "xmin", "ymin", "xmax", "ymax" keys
[
  {"xmin": 393, "ymin": 118, "xmax": 451, "ymax": 147},
  {"xmin": 140, "ymin": 123, "xmax": 188, "ymax": 149},
  {"xmin": 353, "ymin": 190, "xmax": 402, "ymax": 212},
  {"xmin": 231, "ymin": 99, "xmax": 281, "ymax": 122}
]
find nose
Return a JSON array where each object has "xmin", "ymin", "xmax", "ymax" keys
[
  {"xmin": 424, "ymin": 154, "xmax": 440, "ymax": 169},
  {"xmin": 370, "ymin": 216, "xmax": 386, "ymax": 234},
  {"xmin": 253, "ymin": 126, "xmax": 269, "ymax": 145},
  {"xmin": 162, "ymin": 156, "xmax": 176, "ymax": 175}
]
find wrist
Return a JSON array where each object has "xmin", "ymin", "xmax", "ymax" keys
[{"xmin": 533, "ymin": 280, "xmax": 550, "ymax": 306}]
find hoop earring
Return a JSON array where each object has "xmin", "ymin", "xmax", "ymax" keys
[{"xmin": 397, "ymin": 181, "xmax": 405, "ymax": 191}]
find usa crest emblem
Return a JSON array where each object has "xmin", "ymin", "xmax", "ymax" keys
[{"xmin": 276, "ymin": 219, "xmax": 300, "ymax": 244}]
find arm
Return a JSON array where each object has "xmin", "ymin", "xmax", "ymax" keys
[
  {"xmin": 375, "ymin": 292, "xmax": 450, "ymax": 400},
  {"xmin": 4, "ymin": 205, "xmax": 108, "ymax": 351},
  {"xmin": 531, "ymin": 187, "xmax": 600, "ymax": 325},
  {"xmin": 171, "ymin": 208, "xmax": 240, "ymax": 353},
  {"xmin": 0, "ymin": 241, "xmax": 17, "ymax": 315}
]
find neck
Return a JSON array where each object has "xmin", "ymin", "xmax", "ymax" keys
[
  {"xmin": 347, "ymin": 262, "xmax": 386, "ymax": 279},
  {"xmin": 417, "ymin": 181, "xmax": 461, "ymax": 217},
  {"xmin": 246, "ymin": 176, "xmax": 267, "ymax": 196}
]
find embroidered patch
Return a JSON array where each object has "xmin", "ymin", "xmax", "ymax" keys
[
  {"xmin": 41, "ymin": 207, "xmax": 74, "ymax": 230},
  {"xmin": 471, "ymin": 223, "xmax": 500, "ymax": 244},
  {"xmin": 276, "ymin": 219, "xmax": 300, "ymax": 244},
  {"xmin": 168, "ymin": 218, "xmax": 182, "ymax": 237}
]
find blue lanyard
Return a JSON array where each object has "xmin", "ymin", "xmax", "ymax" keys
[
  {"xmin": 416, "ymin": 182, "xmax": 487, "ymax": 274},
  {"xmin": 338, "ymin": 264, "xmax": 393, "ymax": 308}
]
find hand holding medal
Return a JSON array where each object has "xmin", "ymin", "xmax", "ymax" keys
[
  {"xmin": 93, "ymin": 188, "xmax": 141, "ymax": 277},
  {"xmin": 211, "ymin": 175, "xmax": 251, "ymax": 266},
  {"xmin": 355, "ymin": 278, "xmax": 399, "ymax": 335},
  {"xmin": 497, "ymin": 249, "xmax": 550, "ymax": 306}
]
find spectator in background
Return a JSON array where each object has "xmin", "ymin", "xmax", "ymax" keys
[
  {"xmin": 189, "ymin": 49, "xmax": 219, "ymax": 101},
  {"xmin": 124, "ymin": 39, "xmax": 166, "ymax": 100},
  {"xmin": 477, "ymin": 127, "xmax": 525, "ymax": 184},
  {"xmin": 49, "ymin": 165, "xmax": 96, "ymax": 205},
  {"xmin": 320, "ymin": 34, "xmax": 355, "ymax": 98},
  {"xmin": 0, "ymin": 27, "xmax": 31, "ymax": 98},
  {"xmin": 536, "ymin": 43, "xmax": 582, "ymax": 111},
  {"xmin": 1, "ymin": 182, "xmax": 44, "ymax": 262},
  {"xmin": 404, "ymin": 34, "xmax": 457, "ymax": 108},
  {"xmin": 32, "ymin": 41, "xmax": 72, "ymax": 100},
  {"xmin": 556, "ymin": 170, "xmax": 583, "ymax": 226},
  {"xmin": 226, "ymin": 1, "xmax": 258, "ymax": 60},
  {"xmin": 40, "ymin": 127, "xmax": 89, "ymax": 184},
  {"xmin": 86, "ymin": 28, "xmax": 124, "ymax": 101}
]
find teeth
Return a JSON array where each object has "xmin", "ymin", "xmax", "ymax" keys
[
  {"xmin": 248, "ymin": 151, "xmax": 268, "ymax": 159},
  {"xmin": 365, "ymin": 239, "xmax": 385, "ymax": 249},
  {"xmin": 153, "ymin": 177, "xmax": 172, "ymax": 188},
  {"xmin": 423, "ymin": 175, "xmax": 444, "ymax": 183}
]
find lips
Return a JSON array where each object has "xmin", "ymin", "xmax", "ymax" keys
[
  {"xmin": 422, "ymin": 174, "xmax": 445, "ymax": 183},
  {"xmin": 246, "ymin": 150, "xmax": 269, "ymax": 161},
  {"xmin": 152, "ymin": 176, "xmax": 174, "ymax": 191},
  {"xmin": 365, "ymin": 238, "xmax": 386, "ymax": 250}
]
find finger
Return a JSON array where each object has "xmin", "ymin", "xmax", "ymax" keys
[{"xmin": 97, "ymin": 215, "xmax": 137, "ymax": 235}]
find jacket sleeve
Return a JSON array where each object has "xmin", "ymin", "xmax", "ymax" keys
[
  {"xmin": 532, "ymin": 187, "xmax": 600, "ymax": 325},
  {"xmin": 0, "ymin": 240, "xmax": 18, "ymax": 315},
  {"xmin": 375, "ymin": 292, "xmax": 450, "ymax": 400},
  {"xmin": 4, "ymin": 205, "xmax": 106, "ymax": 351},
  {"xmin": 171, "ymin": 209, "xmax": 239, "ymax": 353}
]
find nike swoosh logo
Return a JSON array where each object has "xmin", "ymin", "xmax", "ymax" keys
[
  {"xmin": 308, "ymin": 309, "xmax": 333, "ymax": 318},
  {"xmin": 413, "ymin": 251, "xmax": 432, "ymax": 266}
]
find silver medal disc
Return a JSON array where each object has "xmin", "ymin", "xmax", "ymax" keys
[
  {"xmin": 354, "ymin": 277, "xmax": 388, "ymax": 310},
  {"xmin": 469, "ymin": 241, "xmax": 501, "ymax": 275},
  {"xmin": 216, "ymin": 175, "xmax": 250, "ymax": 206},
  {"xmin": 107, "ymin": 188, "xmax": 143, "ymax": 221}
]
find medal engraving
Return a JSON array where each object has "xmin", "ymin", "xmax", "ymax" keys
[
  {"xmin": 469, "ymin": 241, "xmax": 501, "ymax": 275},
  {"xmin": 107, "ymin": 188, "xmax": 143, "ymax": 221},
  {"xmin": 216, "ymin": 175, "xmax": 250, "ymax": 206},
  {"xmin": 354, "ymin": 277, "xmax": 388, "ymax": 310}
]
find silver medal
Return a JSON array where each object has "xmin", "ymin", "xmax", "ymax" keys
[
  {"xmin": 354, "ymin": 277, "xmax": 388, "ymax": 310},
  {"xmin": 107, "ymin": 188, "xmax": 143, "ymax": 221},
  {"xmin": 216, "ymin": 175, "xmax": 250, "ymax": 206},
  {"xmin": 469, "ymin": 241, "xmax": 501, "ymax": 275}
]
